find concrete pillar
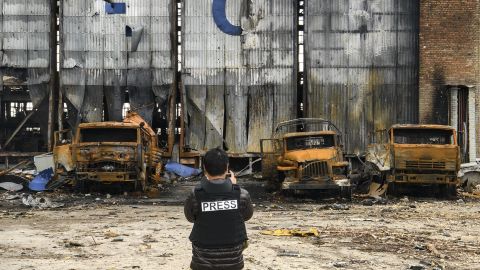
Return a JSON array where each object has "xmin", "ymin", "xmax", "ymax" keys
[
  {"xmin": 450, "ymin": 87, "xmax": 458, "ymax": 129},
  {"xmin": 468, "ymin": 87, "xmax": 477, "ymax": 162}
]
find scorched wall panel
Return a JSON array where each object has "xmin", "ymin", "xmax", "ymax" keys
[
  {"xmin": 60, "ymin": 0, "xmax": 174, "ymax": 125},
  {"xmin": 305, "ymin": 0, "xmax": 419, "ymax": 154},
  {"xmin": 182, "ymin": 0, "xmax": 297, "ymax": 153},
  {"xmin": 0, "ymin": 0, "xmax": 52, "ymax": 107}
]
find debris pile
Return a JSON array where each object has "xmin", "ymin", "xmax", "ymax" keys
[
  {"xmin": 458, "ymin": 162, "xmax": 480, "ymax": 197},
  {"xmin": 21, "ymin": 194, "xmax": 64, "ymax": 209}
]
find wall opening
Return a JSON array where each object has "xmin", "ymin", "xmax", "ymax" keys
[
  {"xmin": 449, "ymin": 85, "xmax": 476, "ymax": 163},
  {"xmin": 297, "ymin": 0, "xmax": 305, "ymax": 119}
]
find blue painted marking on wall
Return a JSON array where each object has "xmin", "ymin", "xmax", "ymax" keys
[
  {"xmin": 212, "ymin": 0, "xmax": 242, "ymax": 36},
  {"xmin": 106, "ymin": 3, "xmax": 127, "ymax": 14}
]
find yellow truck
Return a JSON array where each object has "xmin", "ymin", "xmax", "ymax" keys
[
  {"xmin": 53, "ymin": 112, "xmax": 162, "ymax": 192},
  {"xmin": 261, "ymin": 119, "xmax": 351, "ymax": 199},
  {"xmin": 366, "ymin": 124, "xmax": 460, "ymax": 196}
]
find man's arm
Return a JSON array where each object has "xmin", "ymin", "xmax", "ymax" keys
[
  {"xmin": 184, "ymin": 188, "xmax": 197, "ymax": 223},
  {"xmin": 240, "ymin": 188, "xmax": 253, "ymax": 221}
]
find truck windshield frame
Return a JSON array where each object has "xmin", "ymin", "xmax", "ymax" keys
[
  {"xmin": 285, "ymin": 135, "xmax": 335, "ymax": 150},
  {"xmin": 79, "ymin": 128, "xmax": 139, "ymax": 143},
  {"xmin": 393, "ymin": 128, "xmax": 454, "ymax": 145}
]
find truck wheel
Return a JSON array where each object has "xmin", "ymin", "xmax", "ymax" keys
[
  {"xmin": 440, "ymin": 184, "xmax": 457, "ymax": 199},
  {"xmin": 133, "ymin": 180, "xmax": 142, "ymax": 192},
  {"xmin": 340, "ymin": 186, "xmax": 352, "ymax": 201},
  {"xmin": 265, "ymin": 172, "xmax": 284, "ymax": 192},
  {"xmin": 74, "ymin": 179, "xmax": 87, "ymax": 193},
  {"xmin": 448, "ymin": 185, "xmax": 457, "ymax": 198},
  {"xmin": 140, "ymin": 179, "xmax": 147, "ymax": 192},
  {"xmin": 387, "ymin": 182, "xmax": 397, "ymax": 197}
]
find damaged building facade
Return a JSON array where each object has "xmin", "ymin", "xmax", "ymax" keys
[
  {"xmin": 1, "ymin": 0, "xmax": 480, "ymax": 162},
  {"xmin": 419, "ymin": 0, "xmax": 480, "ymax": 163},
  {"xmin": 60, "ymin": 0, "xmax": 176, "ymax": 137},
  {"xmin": 304, "ymin": 0, "xmax": 419, "ymax": 154},
  {"xmin": 0, "ymin": 0, "xmax": 55, "ymax": 153},
  {"xmin": 182, "ymin": 0, "xmax": 298, "ymax": 154}
]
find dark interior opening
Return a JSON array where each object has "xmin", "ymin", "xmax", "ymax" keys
[{"xmin": 80, "ymin": 128, "xmax": 138, "ymax": 143}]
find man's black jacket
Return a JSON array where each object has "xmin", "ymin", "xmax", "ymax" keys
[{"xmin": 184, "ymin": 177, "xmax": 254, "ymax": 270}]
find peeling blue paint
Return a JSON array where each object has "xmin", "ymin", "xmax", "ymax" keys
[
  {"xmin": 106, "ymin": 3, "xmax": 126, "ymax": 14},
  {"xmin": 212, "ymin": 0, "xmax": 242, "ymax": 36}
]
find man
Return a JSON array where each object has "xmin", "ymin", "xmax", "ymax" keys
[{"xmin": 184, "ymin": 148, "xmax": 254, "ymax": 270}]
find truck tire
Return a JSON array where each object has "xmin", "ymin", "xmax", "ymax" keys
[
  {"xmin": 265, "ymin": 171, "xmax": 284, "ymax": 192},
  {"xmin": 440, "ymin": 184, "xmax": 457, "ymax": 199},
  {"xmin": 74, "ymin": 178, "xmax": 87, "ymax": 193},
  {"xmin": 340, "ymin": 186, "xmax": 352, "ymax": 201},
  {"xmin": 387, "ymin": 182, "xmax": 397, "ymax": 196}
]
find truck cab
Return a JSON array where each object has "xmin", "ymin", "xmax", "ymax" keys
[
  {"xmin": 366, "ymin": 124, "xmax": 459, "ymax": 196},
  {"xmin": 261, "ymin": 118, "xmax": 351, "ymax": 198},
  {"xmin": 53, "ymin": 112, "xmax": 162, "ymax": 192}
]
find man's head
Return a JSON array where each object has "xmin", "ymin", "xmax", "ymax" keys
[{"xmin": 203, "ymin": 147, "xmax": 229, "ymax": 179}]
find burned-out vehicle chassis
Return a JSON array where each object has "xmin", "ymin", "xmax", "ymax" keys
[
  {"xmin": 366, "ymin": 124, "xmax": 460, "ymax": 196},
  {"xmin": 261, "ymin": 118, "xmax": 351, "ymax": 199},
  {"xmin": 53, "ymin": 112, "xmax": 163, "ymax": 192}
]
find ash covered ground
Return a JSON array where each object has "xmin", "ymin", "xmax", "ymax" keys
[{"xmin": 0, "ymin": 179, "xmax": 479, "ymax": 270}]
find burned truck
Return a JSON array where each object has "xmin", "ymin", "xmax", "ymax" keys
[
  {"xmin": 366, "ymin": 124, "xmax": 460, "ymax": 196},
  {"xmin": 53, "ymin": 112, "xmax": 162, "ymax": 192},
  {"xmin": 261, "ymin": 119, "xmax": 351, "ymax": 199}
]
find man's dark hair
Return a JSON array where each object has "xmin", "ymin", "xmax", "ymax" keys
[{"xmin": 203, "ymin": 148, "xmax": 229, "ymax": 176}]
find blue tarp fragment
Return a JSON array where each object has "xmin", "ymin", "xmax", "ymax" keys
[
  {"xmin": 212, "ymin": 0, "xmax": 242, "ymax": 36},
  {"xmin": 29, "ymin": 168, "xmax": 53, "ymax": 191},
  {"xmin": 106, "ymin": 3, "xmax": 126, "ymax": 14},
  {"xmin": 165, "ymin": 162, "xmax": 202, "ymax": 178}
]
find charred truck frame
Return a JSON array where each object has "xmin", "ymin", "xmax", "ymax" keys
[
  {"xmin": 366, "ymin": 125, "xmax": 460, "ymax": 196},
  {"xmin": 53, "ymin": 112, "xmax": 162, "ymax": 192},
  {"xmin": 261, "ymin": 119, "xmax": 351, "ymax": 199}
]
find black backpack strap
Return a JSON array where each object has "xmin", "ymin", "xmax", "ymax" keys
[
  {"xmin": 193, "ymin": 184, "xmax": 205, "ymax": 201},
  {"xmin": 231, "ymin": 184, "xmax": 241, "ymax": 198},
  {"xmin": 194, "ymin": 184, "xmax": 203, "ymax": 192}
]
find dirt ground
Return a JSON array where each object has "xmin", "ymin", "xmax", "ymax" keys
[{"xmin": 0, "ymin": 179, "xmax": 479, "ymax": 270}]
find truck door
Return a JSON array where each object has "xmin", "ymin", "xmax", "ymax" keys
[{"xmin": 260, "ymin": 139, "xmax": 282, "ymax": 179}]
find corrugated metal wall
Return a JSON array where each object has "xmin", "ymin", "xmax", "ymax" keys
[
  {"xmin": 60, "ymin": 0, "xmax": 174, "ymax": 125},
  {"xmin": 1, "ymin": 1, "xmax": 421, "ymax": 155},
  {"xmin": 182, "ymin": 0, "xmax": 297, "ymax": 153},
  {"xmin": 305, "ymin": 0, "xmax": 419, "ymax": 154},
  {"xmin": 0, "ymin": 0, "xmax": 52, "ymax": 107}
]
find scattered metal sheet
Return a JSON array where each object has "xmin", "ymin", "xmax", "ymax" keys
[
  {"xmin": 368, "ymin": 181, "xmax": 388, "ymax": 198},
  {"xmin": 0, "ymin": 182, "xmax": 23, "ymax": 192}
]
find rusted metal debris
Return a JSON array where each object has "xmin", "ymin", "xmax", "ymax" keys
[{"xmin": 0, "ymin": 160, "xmax": 32, "ymax": 177}]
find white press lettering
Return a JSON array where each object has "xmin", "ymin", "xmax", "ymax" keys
[
  {"xmin": 201, "ymin": 200, "xmax": 239, "ymax": 212},
  {"xmin": 202, "ymin": 202, "xmax": 210, "ymax": 211}
]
